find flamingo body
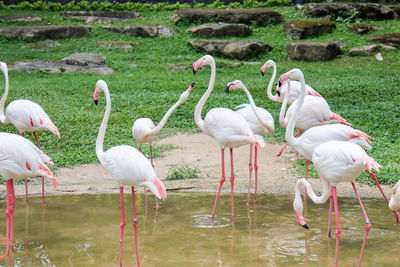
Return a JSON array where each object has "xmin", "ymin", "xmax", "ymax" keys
[
  {"xmin": 235, "ymin": 104, "xmax": 274, "ymax": 136},
  {"xmin": 132, "ymin": 118, "xmax": 156, "ymax": 145},
  {"xmin": 389, "ymin": 180, "xmax": 400, "ymax": 211}
]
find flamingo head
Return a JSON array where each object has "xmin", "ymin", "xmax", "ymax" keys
[
  {"xmin": 179, "ymin": 82, "xmax": 195, "ymax": 102},
  {"xmin": 93, "ymin": 80, "xmax": 107, "ymax": 105},
  {"xmin": 225, "ymin": 80, "xmax": 243, "ymax": 94},
  {"xmin": 0, "ymin": 61, "xmax": 7, "ymax": 73},
  {"xmin": 192, "ymin": 55, "xmax": 214, "ymax": 75},
  {"xmin": 260, "ymin": 59, "xmax": 274, "ymax": 76},
  {"xmin": 279, "ymin": 68, "xmax": 303, "ymax": 85}
]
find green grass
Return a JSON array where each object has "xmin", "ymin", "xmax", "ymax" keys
[
  {"xmin": 0, "ymin": 7, "xmax": 399, "ymax": 185},
  {"xmin": 165, "ymin": 162, "xmax": 201, "ymax": 180}
]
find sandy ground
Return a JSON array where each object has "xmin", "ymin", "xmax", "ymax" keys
[{"xmin": 2, "ymin": 132, "xmax": 393, "ymax": 201}]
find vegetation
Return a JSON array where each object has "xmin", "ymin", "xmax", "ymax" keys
[
  {"xmin": 165, "ymin": 162, "xmax": 201, "ymax": 180},
  {"xmin": 0, "ymin": 6, "xmax": 399, "ymax": 185}
]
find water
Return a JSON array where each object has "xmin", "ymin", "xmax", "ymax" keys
[{"xmin": 0, "ymin": 193, "xmax": 399, "ymax": 266}]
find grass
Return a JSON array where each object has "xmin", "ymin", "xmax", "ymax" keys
[
  {"xmin": 165, "ymin": 162, "xmax": 201, "ymax": 180},
  {"xmin": 0, "ymin": 6, "xmax": 399, "ymax": 185}
]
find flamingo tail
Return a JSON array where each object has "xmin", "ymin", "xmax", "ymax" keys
[
  {"xmin": 39, "ymin": 165, "xmax": 57, "ymax": 190},
  {"xmin": 153, "ymin": 176, "xmax": 167, "ymax": 200},
  {"xmin": 307, "ymin": 91, "xmax": 323, "ymax": 98},
  {"xmin": 360, "ymin": 154, "xmax": 382, "ymax": 172},
  {"xmin": 351, "ymin": 130, "xmax": 374, "ymax": 143}
]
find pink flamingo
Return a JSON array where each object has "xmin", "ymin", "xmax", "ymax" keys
[
  {"xmin": 225, "ymin": 80, "xmax": 274, "ymax": 205},
  {"xmin": 0, "ymin": 132, "xmax": 57, "ymax": 256},
  {"xmin": 132, "ymin": 83, "xmax": 194, "ymax": 209},
  {"xmin": 0, "ymin": 61, "xmax": 60, "ymax": 203},
  {"xmin": 192, "ymin": 55, "xmax": 263, "ymax": 222},
  {"xmin": 260, "ymin": 59, "xmax": 322, "ymax": 104},
  {"xmin": 93, "ymin": 80, "xmax": 166, "ymax": 267}
]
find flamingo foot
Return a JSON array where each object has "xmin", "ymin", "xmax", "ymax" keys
[
  {"xmin": 245, "ymin": 201, "xmax": 250, "ymax": 207},
  {"xmin": 295, "ymin": 212, "xmax": 309, "ymax": 229},
  {"xmin": 394, "ymin": 211, "xmax": 400, "ymax": 226},
  {"xmin": 290, "ymin": 153, "xmax": 299, "ymax": 162}
]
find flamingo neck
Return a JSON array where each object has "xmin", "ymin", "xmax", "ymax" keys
[
  {"xmin": 0, "ymin": 66, "xmax": 9, "ymax": 124},
  {"xmin": 285, "ymin": 74, "xmax": 305, "ymax": 148},
  {"xmin": 266, "ymin": 61, "xmax": 279, "ymax": 102},
  {"xmin": 278, "ymin": 80, "xmax": 290, "ymax": 128},
  {"xmin": 96, "ymin": 87, "xmax": 111, "ymax": 160},
  {"xmin": 293, "ymin": 178, "xmax": 330, "ymax": 216},
  {"xmin": 194, "ymin": 60, "xmax": 215, "ymax": 132},
  {"xmin": 239, "ymin": 83, "xmax": 274, "ymax": 133}
]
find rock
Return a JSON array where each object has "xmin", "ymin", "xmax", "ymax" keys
[
  {"xmin": 391, "ymin": 5, "xmax": 400, "ymax": 17},
  {"xmin": 329, "ymin": 38, "xmax": 345, "ymax": 48},
  {"xmin": 304, "ymin": 3, "xmax": 395, "ymax": 20},
  {"xmin": 0, "ymin": 14, "xmax": 41, "ymax": 23},
  {"xmin": 369, "ymin": 32, "xmax": 400, "ymax": 47},
  {"xmin": 283, "ymin": 20, "xmax": 336, "ymax": 40},
  {"xmin": 171, "ymin": 8, "xmax": 283, "ymax": 26},
  {"xmin": 348, "ymin": 23, "xmax": 374, "ymax": 34},
  {"xmin": 381, "ymin": 44, "xmax": 396, "ymax": 51},
  {"xmin": 286, "ymin": 42, "xmax": 341, "ymax": 61},
  {"xmin": 101, "ymin": 24, "xmax": 175, "ymax": 37},
  {"xmin": 70, "ymin": 16, "xmax": 124, "ymax": 24},
  {"xmin": 24, "ymin": 39, "xmax": 60, "ymax": 50},
  {"xmin": 187, "ymin": 22, "xmax": 251, "ymax": 37},
  {"xmin": 97, "ymin": 42, "xmax": 137, "ymax": 51},
  {"xmin": 0, "ymin": 25, "xmax": 91, "ymax": 41},
  {"xmin": 348, "ymin": 44, "xmax": 379, "ymax": 56},
  {"xmin": 61, "ymin": 11, "xmax": 139, "ymax": 19},
  {"xmin": 59, "ymin": 53, "xmax": 106, "ymax": 66},
  {"xmin": 375, "ymin": 53, "xmax": 383, "ymax": 61},
  {"xmin": 187, "ymin": 39, "xmax": 272, "ymax": 60}
]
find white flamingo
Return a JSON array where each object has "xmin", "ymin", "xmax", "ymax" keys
[
  {"xmin": 132, "ymin": 82, "xmax": 194, "ymax": 209},
  {"xmin": 0, "ymin": 61, "xmax": 60, "ymax": 203},
  {"xmin": 93, "ymin": 80, "xmax": 167, "ymax": 267},
  {"xmin": 192, "ymin": 55, "xmax": 263, "ymax": 221},
  {"xmin": 0, "ymin": 132, "xmax": 57, "ymax": 256},
  {"xmin": 389, "ymin": 180, "xmax": 400, "ymax": 211},
  {"xmin": 225, "ymin": 80, "xmax": 274, "ymax": 205}
]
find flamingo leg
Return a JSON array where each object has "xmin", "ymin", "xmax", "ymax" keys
[
  {"xmin": 230, "ymin": 148, "xmax": 235, "ymax": 221},
  {"xmin": 119, "ymin": 187, "xmax": 126, "ymax": 267},
  {"xmin": 9, "ymin": 181, "xmax": 15, "ymax": 252},
  {"xmin": 20, "ymin": 133, "xmax": 29, "ymax": 204},
  {"xmin": 276, "ymin": 129, "xmax": 302, "ymax": 157},
  {"xmin": 367, "ymin": 171, "xmax": 400, "ymax": 225},
  {"xmin": 246, "ymin": 145, "xmax": 253, "ymax": 206},
  {"xmin": 351, "ymin": 182, "xmax": 371, "ymax": 267},
  {"xmin": 304, "ymin": 159, "xmax": 310, "ymax": 202},
  {"xmin": 131, "ymin": 186, "xmax": 140, "ymax": 267},
  {"xmin": 328, "ymin": 192, "xmax": 333, "ymax": 238},
  {"xmin": 149, "ymin": 145, "xmax": 161, "ymax": 210},
  {"xmin": 211, "ymin": 148, "xmax": 225, "ymax": 222},
  {"xmin": 274, "ymin": 143, "xmax": 288, "ymax": 157},
  {"xmin": 33, "ymin": 131, "xmax": 45, "ymax": 204},
  {"xmin": 5, "ymin": 180, "xmax": 11, "ymax": 256},
  {"xmin": 253, "ymin": 147, "xmax": 258, "ymax": 204},
  {"xmin": 139, "ymin": 145, "xmax": 148, "ymax": 209},
  {"xmin": 332, "ymin": 186, "xmax": 341, "ymax": 267}
]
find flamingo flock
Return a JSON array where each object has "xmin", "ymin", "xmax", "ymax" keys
[{"xmin": 0, "ymin": 55, "xmax": 399, "ymax": 267}]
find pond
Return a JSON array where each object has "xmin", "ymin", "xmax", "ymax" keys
[{"xmin": 0, "ymin": 192, "xmax": 398, "ymax": 266}]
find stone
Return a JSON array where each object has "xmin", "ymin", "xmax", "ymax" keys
[
  {"xmin": 59, "ymin": 53, "xmax": 106, "ymax": 66},
  {"xmin": 286, "ymin": 42, "xmax": 341, "ymax": 61},
  {"xmin": 24, "ymin": 39, "xmax": 60, "ymax": 50},
  {"xmin": 171, "ymin": 8, "xmax": 283, "ymax": 26},
  {"xmin": 348, "ymin": 23, "xmax": 374, "ymax": 34},
  {"xmin": 97, "ymin": 42, "xmax": 137, "ymax": 51},
  {"xmin": 187, "ymin": 39, "xmax": 272, "ymax": 60},
  {"xmin": 101, "ymin": 24, "xmax": 175, "ymax": 37},
  {"xmin": 375, "ymin": 53, "xmax": 383, "ymax": 61},
  {"xmin": 369, "ymin": 33, "xmax": 400, "ymax": 47},
  {"xmin": 304, "ymin": 3, "xmax": 395, "ymax": 20},
  {"xmin": 0, "ymin": 14, "xmax": 41, "ymax": 23},
  {"xmin": 187, "ymin": 22, "xmax": 251, "ymax": 37},
  {"xmin": 61, "ymin": 11, "xmax": 139, "ymax": 19},
  {"xmin": 0, "ymin": 25, "xmax": 91, "ymax": 41},
  {"xmin": 283, "ymin": 20, "xmax": 336, "ymax": 40},
  {"xmin": 329, "ymin": 38, "xmax": 345, "ymax": 48},
  {"xmin": 348, "ymin": 44, "xmax": 379, "ymax": 56},
  {"xmin": 381, "ymin": 44, "xmax": 396, "ymax": 51},
  {"xmin": 70, "ymin": 16, "xmax": 124, "ymax": 24}
]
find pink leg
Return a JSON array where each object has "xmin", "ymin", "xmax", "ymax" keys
[
  {"xmin": 351, "ymin": 182, "xmax": 371, "ymax": 267},
  {"xmin": 9, "ymin": 181, "xmax": 15, "ymax": 252},
  {"xmin": 20, "ymin": 133, "xmax": 29, "ymax": 203},
  {"xmin": 304, "ymin": 159, "xmax": 310, "ymax": 201},
  {"xmin": 119, "ymin": 187, "xmax": 126, "ymax": 267},
  {"xmin": 131, "ymin": 186, "xmax": 140, "ymax": 267},
  {"xmin": 5, "ymin": 180, "xmax": 11, "ymax": 256},
  {"xmin": 211, "ymin": 149, "xmax": 225, "ymax": 222},
  {"xmin": 332, "ymin": 186, "xmax": 341, "ymax": 267},
  {"xmin": 368, "ymin": 171, "xmax": 400, "ymax": 225},
  {"xmin": 229, "ymin": 148, "xmax": 235, "ymax": 221},
  {"xmin": 274, "ymin": 143, "xmax": 288, "ymax": 157},
  {"xmin": 246, "ymin": 145, "xmax": 253, "ymax": 206},
  {"xmin": 33, "ymin": 132, "xmax": 45, "ymax": 204},
  {"xmin": 253, "ymin": 148, "xmax": 258, "ymax": 203},
  {"xmin": 328, "ymin": 192, "xmax": 333, "ymax": 238}
]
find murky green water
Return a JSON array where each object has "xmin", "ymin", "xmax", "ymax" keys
[{"xmin": 0, "ymin": 193, "xmax": 399, "ymax": 266}]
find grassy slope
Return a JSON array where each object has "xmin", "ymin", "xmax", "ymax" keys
[{"xmin": 0, "ymin": 7, "xmax": 399, "ymax": 184}]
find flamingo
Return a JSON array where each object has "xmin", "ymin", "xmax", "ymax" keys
[
  {"xmin": 132, "ymin": 82, "xmax": 194, "ymax": 209},
  {"xmin": 0, "ymin": 132, "xmax": 57, "ymax": 256},
  {"xmin": 225, "ymin": 80, "xmax": 274, "ymax": 205},
  {"xmin": 93, "ymin": 80, "xmax": 167, "ymax": 267},
  {"xmin": 0, "ymin": 61, "xmax": 60, "ymax": 203},
  {"xmin": 192, "ymin": 55, "xmax": 264, "ymax": 221},
  {"xmin": 260, "ymin": 59, "xmax": 322, "ymax": 104},
  {"xmin": 389, "ymin": 180, "xmax": 400, "ymax": 211}
]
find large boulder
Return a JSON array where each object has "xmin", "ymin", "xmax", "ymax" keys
[
  {"xmin": 304, "ymin": 3, "xmax": 395, "ymax": 20},
  {"xmin": 101, "ymin": 24, "xmax": 175, "ymax": 37},
  {"xmin": 187, "ymin": 39, "xmax": 272, "ymax": 60},
  {"xmin": 97, "ymin": 42, "xmax": 137, "ymax": 51},
  {"xmin": 0, "ymin": 25, "xmax": 91, "ymax": 41},
  {"xmin": 369, "ymin": 32, "xmax": 400, "ymax": 47},
  {"xmin": 348, "ymin": 44, "xmax": 379, "ymax": 56},
  {"xmin": 24, "ymin": 39, "xmax": 60, "ymax": 50},
  {"xmin": 286, "ymin": 41, "xmax": 341, "ymax": 61},
  {"xmin": 59, "ymin": 53, "xmax": 106, "ymax": 66},
  {"xmin": 283, "ymin": 20, "xmax": 336, "ymax": 40},
  {"xmin": 348, "ymin": 23, "xmax": 374, "ymax": 34},
  {"xmin": 187, "ymin": 22, "xmax": 251, "ymax": 37},
  {"xmin": 0, "ymin": 14, "xmax": 41, "ymax": 23},
  {"xmin": 171, "ymin": 8, "xmax": 283, "ymax": 26},
  {"xmin": 61, "ymin": 11, "xmax": 139, "ymax": 24}
]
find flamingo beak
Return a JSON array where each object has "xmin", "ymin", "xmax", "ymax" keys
[
  {"xmin": 278, "ymin": 80, "xmax": 282, "ymax": 87},
  {"xmin": 225, "ymin": 84, "xmax": 232, "ymax": 94},
  {"xmin": 94, "ymin": 99, "xmax": 98, "ymax": 105},
  {"xmin": 187, "ymin": 82, "xmax": 195, "ymax": 92},
  {"xmin": 276, "ymin": 90, "xmax": 281, "ymax": 97},
  {"xmin": 193, "ymin": 68, "xmax": 196, "ymax": 75},
  {"xmin": 261, "ymin": 70, "xmax": 264, "ymax": 76}
]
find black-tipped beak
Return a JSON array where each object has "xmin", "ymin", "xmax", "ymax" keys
[
  {"xmin": 193, "ymin": 68, "xmax": 197, "ymax": 75},
  {"xmin": 225, "ymin": 85, "xmax": 230, "ymax": 94},
  {"xmin": 94, "ymin": 99, "xmax": 98, "ymax": 106},
  {"xmin": 278, "ymin": 80, "xmax": 282, "ymax": 87},
  {"xmin": 261, "ymin": 71, "xmax": 264, "ymax": 77},
  {"xmin": 191, "ymin": 82, "xmax": 195, "ymax": 87},
  {"xmin": 276, "ymin": 90, "xmax": 281, "ymax": 97},
  {"xmin": 302, "ymin": 224, "xmax": 309, "ymax": 229}
]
